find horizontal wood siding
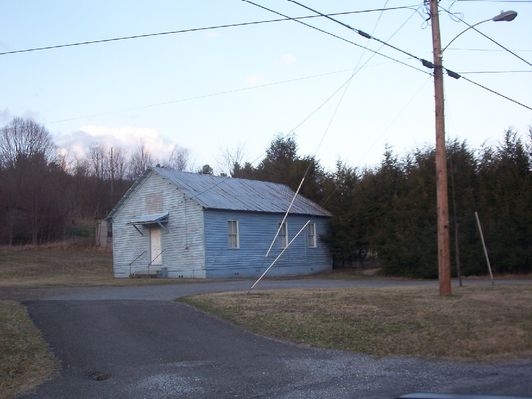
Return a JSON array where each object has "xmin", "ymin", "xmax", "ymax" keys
[
  {"xmin": 204, "ymin": 210, "xmax": 332, "ymax": 278},
  {"xmin": 111, "ymin": 172, "xmax": 205, "ymax": 278}
]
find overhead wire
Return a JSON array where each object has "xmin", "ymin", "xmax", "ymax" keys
[
  {"xmin": 354, "ymin": 75, "xmax": 433, "ymax": 172},
  {"xmin": 457, "ymin": 69, "xmax": 532, "ymax": 74},
  {"xmin": 186, "ymin": 72, "xmax": 353, "ymax": 201},
  {"xmin": 242, "ymin": 0, "xmax": 432, "ymax": 77},
  {"xmin": 43, "ymin": 68, "xmax": 354, "ymax": 125},
  {"xmin": 439, "ymin": 5, "xmax": 532, "ymax": 68},
  {"xmin": 249, "ymin": 1, "xmax": 421, "ymax": 284},
  {"xmin": 288, "ymin": 0, "xmax": 427, "ymax": 63},
  {"xmin": 460, "ymin": 76, "xmax": 532, "ymax": 110},
  {"xmin": 446, "ymin": 48, "xmax": 532, "ymax": 52},
  {"xmin": 256, "ymin": 0, "xmax": 399, "ymax": 261},
  {"xmin": 455, "ymin": 0, "xmax": 532, "ymax": 2},
  {"xmin": 0, "ymin": 6, "xmax": 420, "ymax": 56},
  {"xmin": 247, "ymin": 0, "xmax": 530, "ymax": 111},
  {"xmin": 282, "ymin": 4, "xmax": 418, "ymax": 137},
  {"xmin": 307, "ymin": 1, "xmax": 422, "ymax": 163}
]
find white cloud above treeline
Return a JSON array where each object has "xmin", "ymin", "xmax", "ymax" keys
[{"xmin": 54, "ymin": 125, "xmax": 175, "ymax": 161}]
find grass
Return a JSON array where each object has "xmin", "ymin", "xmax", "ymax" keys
[
  {"xmin": 181, "ymin": 286, "xmax": 532, "ymax": 361},
  {"xmin": 0, "ymin": 244, "xmax": 204, "ymax": 290},
  {"xmin": 0, "ymin": 301, "xmax": 57, "ymax": 399}
]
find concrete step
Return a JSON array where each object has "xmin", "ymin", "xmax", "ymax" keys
[{"xmin": 131, "ymin": 270, "xmax": 160, "ymax": 278}]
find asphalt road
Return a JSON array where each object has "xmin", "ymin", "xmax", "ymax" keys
[
  {"xmin": 27, "ymin": 277, "xmax": 532, "ymax": 301},
  {"xmin": 19, "ymin": 279, "xmax": 532, "ymax": 399}
]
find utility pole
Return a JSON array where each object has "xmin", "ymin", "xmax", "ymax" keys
[{"xmin": 429, "ymin": 0, "xmax": 452, "ymax": 295}]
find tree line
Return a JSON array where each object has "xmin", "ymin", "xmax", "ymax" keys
[
  {"xmin": 0, "ymin": 117, "xmax": 190, "ymax": 245},
  {"xmin": 231, "ymin": 132, "xmax": 531, "ymax": 277},
  {"xmin": 1, "ymin": 116, "xmax": 530, "ymax": 277}
]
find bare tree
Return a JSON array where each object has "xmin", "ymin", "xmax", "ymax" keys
[
  {"xmin": 105, "ymin": 146, "xmax": 127, "ymax": 204},
  {"xmin": 164, "ymin": 145, "xmax": 189, "ymax": 171},
  {"xmin": 107, "ymin": 147, "xmax": 127, "ymax": 181},
  {"xmin": 89, "ymin": 144, "xmax": 107, "ymax": 180},
  {"xmin": 0, "ymin": 118, "xmax": 59, "ymax": 244},
  {"xmin": 218, "ymin": 144, "xmax": 246, "ymax": 176},
  {"xmin": 128, "ymin": 142, "xmax": 155, "ymax": 179},
  {"xmin": 72, "ymin": 157, "xmax": 91, "ymax": 177},
  {"xmin": 0, "ymin": 117, "xmax": 55, "ymax": 167}
]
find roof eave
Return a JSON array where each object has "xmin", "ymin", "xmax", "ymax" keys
[{"xmin": 105, "ymin": 168, "xmax": 153, "ymax": 220}]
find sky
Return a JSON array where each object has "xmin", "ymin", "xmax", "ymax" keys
[{"xmin": 1, "ymin": 0, "xmax": 531, "ymax": 174}]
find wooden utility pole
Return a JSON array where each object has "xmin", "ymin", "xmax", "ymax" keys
[{"xmin": 429, "ymin": 0, "xmax": 452, "ymax": 295}]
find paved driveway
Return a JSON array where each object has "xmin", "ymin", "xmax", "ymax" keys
[
  {"xmin": 20, "ymin": 279, "xmax": 532, "ymax": 398},
  {"xmin": 30, "ymin": 277, "xmax": 532, "ymax": 301}
]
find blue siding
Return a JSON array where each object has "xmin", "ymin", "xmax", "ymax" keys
[{"xmin": 203, "ymin": 210, "xmax": 332, "ymax": 278}]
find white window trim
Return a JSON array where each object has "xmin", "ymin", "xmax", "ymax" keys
[
  {"xmin": 308, "ymin": 222, "xmax": 317, "ymax": 248},
  {"xmin": 279, "ymin": 221, "xmax": 288, "ymax": 249},
  {"xmin": 228, "ymin": 220, "xmax": 240, "ymax": 249}
]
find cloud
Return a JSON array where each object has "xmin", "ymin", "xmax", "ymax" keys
[
  {"xmin": 280, "ymin": 53, "xmax": 297, "ymax": 65},
  {"xmin": 54, "ymin": 125, "xmax": 174, "ymax": 161}
]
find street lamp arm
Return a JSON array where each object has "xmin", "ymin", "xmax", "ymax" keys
[
  {"xmin": 441, "ymin": 10, "xmax": 518, "ymax": 54},
  {"xmin": 441, "ymin": 18, "xmax": 491, "ymax": 54}
]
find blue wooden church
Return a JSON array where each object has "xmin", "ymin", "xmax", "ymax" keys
[{"xmin": 107, "ymin": 167, "xmax": 332, "ymax": 278}]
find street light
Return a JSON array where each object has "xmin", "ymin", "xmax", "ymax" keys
[
  {"xmin": 442, "ymin": 10, "xmax": 518, "ymax": 53},
  {"xmin": 427, "ymin": 2, "xmax": 518, "ymax": 296}
]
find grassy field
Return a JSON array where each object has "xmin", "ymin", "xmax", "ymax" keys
[
  {"xmin": 0, "ymin": 244, "xmax": 114, "ymax": 288},
  {"xmin": 0, "ymin": 301, "xmax": 57, "ymax": 399},
  {"xmin": 0, "ymin": 244, "xmax": 203, "ymax": 290},
  {"xmin": 182, "ymin": 286, "xmax": 532, "ymax": 361}
]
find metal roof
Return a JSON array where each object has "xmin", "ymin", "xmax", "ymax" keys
[
  {"xmin": 128, "ymin": 212, "xmax": 169, "ymax": 225},
  {"xmin": 153, "ymin": 167, "xmax": 331, "ymax": 217}
]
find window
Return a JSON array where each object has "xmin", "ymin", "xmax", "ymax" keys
[
  {"xmin": 228, "ymin": 220, "xmax": 239, "ymax": 249},
  {"xmin": 278, "ymin": 222, "xmax": 288, "ymax": 248},
  {"xmin": 307, "ymin": 223, "xmax": 317, "ymax": 248}
]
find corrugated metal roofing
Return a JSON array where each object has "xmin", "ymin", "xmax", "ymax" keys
[
  {"xmin": 153, "ymin": 167, "xmax": 331, "ymax": 217},
  {"xmin": 128, "ymin": 212, "xmax": 169, "ymax": 225}
]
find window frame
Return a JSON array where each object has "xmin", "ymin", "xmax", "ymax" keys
[
  {"xmin": 307, "ymin": 222, "xmax": 317, "ymax": 248},
  {"xmin": 227, "ymin": 220, "xmax": 240, "ymax": 249},
  {"xmin": 278, "ymin": 221, "xmax": 288, "ymax": 249}
]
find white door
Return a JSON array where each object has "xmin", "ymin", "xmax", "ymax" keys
[{"xmin": 149, "ymin": 227, "xmax": 162, "ymax": 269}]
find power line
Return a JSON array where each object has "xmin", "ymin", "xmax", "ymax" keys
[
  {"xmin": 44, "ymin": 68, "xmax": 354, "ymax": 125},
  {"xmin": 457, "ymin": 69, "xmax": 532, "ymax": 74},
  {"xmin": 288, "ymin": 0, "xmax": 427, "ymax": 63},
  {"xmin": 456, "ymin": 0, "xmax": 532, "ymax": 3},
  {"xmin": 0, "ymin": 6, "xmax": 419, "ymax": 57},
  {"xmin": 439, "ymin": 6, "xmax": 532, "ymax": 68},
  {"xmin": 460, "ymin": 76, "xmax": 532, "ymax": 110},
  {"xmin": 310, "ymin": 3, "xmax": 422, "ymax": 165},
  {"xmin": 242, "ymin": 1, "xmax": 432, "ymax": 77},
  {"xmin": 260, "ymin": 1, "xmax": 530, "ymax": 111},
  {"xmin": 446, "ymin": 48, "xmax": 532, "ymax": 52},
  {"xmin": 248, "ymin": 1, "xmax": 422, "ymax": 268},
  {"xmin": 284, "ymin": 6, "xmax": 421, "ymax": 157}
]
